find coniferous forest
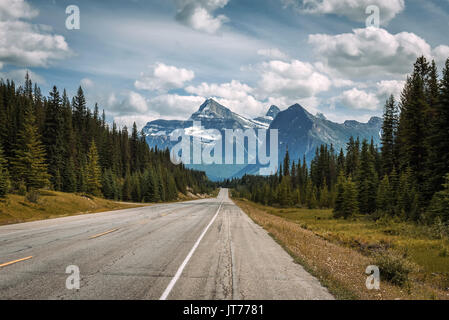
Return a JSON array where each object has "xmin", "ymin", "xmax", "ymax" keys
[
  {"xmin": 0, "ymin": 74, "xmax": 214, "ymax": 202},
  {"xmin": 229, "ymin": 56, "xmax": 449, "ymax": 225}
]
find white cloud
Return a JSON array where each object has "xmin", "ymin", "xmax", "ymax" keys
[
  {"xmin": 308, "ymin": 27, "xmax": 442, "ymax": 77},
  {"xmin": 257, "ymin": 59, "xmax": 332, "ymax": 99},
  {"xmin": 433, "ymin": 45, "xmax": 449, "ymax": 65},
  {"xmin": 0, "ymin": 0, "xmax": 71, "ymax": 68},
  {"xmin": 186, "ymin": 80, "xmax": 253, "ymax": 100},
  {"xmin": 173, "ymin": 0, "xmax": 230, "ymax": 34},
  {"xmin": 376, "ymin": 80, "xmax": 405, "ymax": 102},
  {"xmin": 186, "ymin": 80, "xmax": 265, "ymax": 117},
  {"xmin": 284, "ymin": 0, "xmax": 405, "ymax": 24},
  {"xmin": 337, "ymin": 88, "xmax": 380, "ymax": 111},
  {"xmin": 80, "ymin": 78, "xmax": 94, "ymax": 89},
  {"xmin": 135, "ymin": 63, "xmax": 195, "ymax": 93},
  {"xmin": 257, "ymin": 48, "xmax": 289, "ymax": 60},
  {"xmin": 107, "ymin": 91, "xmax": 149, "ymax": 115},
  {"xmin": 148, "ymin": 94, "xmax": 206, "ymax": 119},
  {"xmin": 0, "ymin": 0, "xmax": 38, "ymax": 20},
  {"xmin": 332, "ymin": 80, "xmax": 406, "ymax": 112},
  {"xmin": 0, "ymin": 68, "xmax": 45, "ymax": 84}
]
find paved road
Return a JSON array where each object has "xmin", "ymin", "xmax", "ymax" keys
[{"xmin": 0, "ymin": 189, "xmax": 333, "ymax": 300}]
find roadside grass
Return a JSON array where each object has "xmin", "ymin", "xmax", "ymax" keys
[
  {"xmin": 233, "ymin": 198, "xmax": 449, "ymax": 300},
  {"xmin": 0, "ymin": 191, "xmax": 145, "ymax": 226}
]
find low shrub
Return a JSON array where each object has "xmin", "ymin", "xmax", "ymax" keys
[{"xmin": 373, "ymin": 251, "xmax": 414, "ymax": 287}]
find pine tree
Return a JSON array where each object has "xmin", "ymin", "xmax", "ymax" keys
[
  {"xmin": 44, "ymin": 86, "xmax": 65, "ymax": 190},
  {"xmin": 122, "ymin": 172, "xmax": 132, "ymax": 201},
  {"xmin": 11, "ymin": 104, "xmax": 50, "ymax": 191},
  {"xmin": 377, "ymin": 175, "xmax": 393, "ymax": 215},
  {"xmin": 357, "ymin": 139, "xmax": 378, "ymax": 214},
  {"xmin": 381, "ymin": 95, "xmax": 398, "ymax": 175},
  {"xmin": 425, "ymin": 58, "xmax": 449, "ymax": 200},
  {"xmin": 397, "ymin": 57, "xmax": 429, "ymax": 191},
  {"xmin": 283, "ymin": 148, "xmax": 290, "ymax": 177},
  {"xmin": 342, "ymin": 178, "xmax": 358, "ymax": 218},
  {"xmin": 427, "ymin": 173, "xmax": 449, "ymax": 223},
  {"xmin": 0, "ymin": 145, "xmax": 10, "ymax": 197},
  {"xmin": 86, "ymin": 140, "xmax": 102, "ymax": 196},
  {"xmin": 333, "ymin": 171, "xmax": 346, "ymax": 218}
]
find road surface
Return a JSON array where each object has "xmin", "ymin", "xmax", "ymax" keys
[{"xmin": 0, "ymin": 189, "xmax": 333, "ymax": 300}]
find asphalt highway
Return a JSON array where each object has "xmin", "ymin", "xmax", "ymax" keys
[{"xmin": 0, "ymin": 189, "xmax": 333, "ymax": 300}]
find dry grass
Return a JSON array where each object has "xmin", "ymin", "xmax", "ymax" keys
[
  {"xmin": 0, "ymin": 190, "xmax": 145, "ymax": 226},
  {"xmin": 233, "ymin": 198, "xmax": 449, "ymax": 300}
]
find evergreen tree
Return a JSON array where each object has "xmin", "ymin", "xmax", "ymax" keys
[
  {"xmin": 381, "ymin": 95, "xmax": 398, "ymax": 175},
  {"xmin": 425, "ymin": 58, "xmax": 449, "ymax": 200},
  {"xmin": 342, "ymin": 178, "xmax": 358, "ymax": 218},
  {"xmin": 377, "ymin": 175, "xmax": 393, "ymax": 215},
  {"xmin": 357, "ymin": 139, "xmax": 378, "ymax": 214},
  {"xmin": 0, "ymin": 145, "xmax": 10, "ymax": 197},
  {"xmin": 333, "ymin": 171, "xmax": 346, "ymax": 218},
  {"xmin": 427, "ymin": 173, "xmax": 449, "ymax": 223},
  {"xmin": 86, "ymin": 140, "xmax": 102, "ymax": 196},
  {"xmin": 44, "ymin": 86, "xmax": 65, "ymax": 190},
  {"xmin": 10, "ymin": 105, "xmax": 50, "ymax": 191}
]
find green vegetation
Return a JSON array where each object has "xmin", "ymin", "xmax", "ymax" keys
[
  {"xmin": 0, "ymin": 190, "xmax": 142, "ymax": 226},
  {"xmin": 0, "ymin": 74, "xmax": 215, "ymax": 204},
  {"xmin": 234, "ymin": 199, "xmax": 449, "ymax": 300}
]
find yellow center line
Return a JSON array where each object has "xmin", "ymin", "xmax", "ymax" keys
[
  {"xmin": 0, "ymin": 256, "xmax": 33, "ymax": 268},
  {"xmin": 89, "ymin": 228, "xmax": 119, "ymax": 240}
]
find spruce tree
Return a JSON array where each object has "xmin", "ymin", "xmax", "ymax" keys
[
  {"xmin": 426, "ymin": 58, "xmax": 449, "ymax": 199},
  {"xmin": 86, "ymin": 141, "xmax": 102, "ymax": 196},
  {"xmin": 381, "ymin": 95, "xmax": 398, "ymax": 175},
  {"xmin": 357, "ymin": 140, "xmax": 378, "ymax": 214},
  {"xmin": 377, "ymin": 175, "xmax": 393, "ymax": 215},
  {"xmin": 0, "ymin": 145, "xmax": 10, "ymax": 197},
  {"xmin": 11, "ymin": 104, "xmax": 50, "ymax": 191},
  {"xmin": 333, "ymin": 171, "xmax": 346, "ymax": 218},
  {"xmin": 342, "ymin": 178, "xmax": 358, "ymax": 218},
  {"xmin": 44, "ymin": 86, "xmax": 65, "ymax": 190},
  {"xmin": 428, "ymin": 173, "xmax": 449, "ymax": 223}
]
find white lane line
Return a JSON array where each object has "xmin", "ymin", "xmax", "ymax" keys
[{"xmin": 159, "ymin": 201, "xmax": 223, "ymax": 300}]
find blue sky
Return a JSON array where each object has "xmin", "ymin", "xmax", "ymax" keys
[{"xmin": 1, "ymin": 0, "xmax": 449, "ymax": 129}]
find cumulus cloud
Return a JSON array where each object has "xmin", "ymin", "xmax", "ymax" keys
[
  {"xmin": 257, "ymin": 59, "xmax": 332, "ymax": 99},
  {"xmin": 308, "ymin": 27, "xmax": 446, "ymax": 77},
  {"xmin": 0, "ymin": 0, "xmax": 38, "ymax": 20},
  {"xmin": 173, "ymin": 0, "xmax": 230, "ymax": 34},
  {"xmin": 186, "ymin": 80, "xmax": 253, "ymax": 100},
  {"xmin": 376, "ymin": 80, "xmax": 405, "ymax": 102},
  {"xmin": 135, "ymin": 63, "xmax": 195, "ymax": 93},
  {"xmin": 433, "ymin": 45, "xmax": 449, "ymax": 65},
  {"xmin": 107, "ymin": 91, "xmax": 149, "ymax": 115},
  {"xmin": 0, "ymin": 0, "xmax": 71, "ymax": 68},
  {"xmin": 283, "ymin": 0, "xmax": 405, "ymax": 24},
  {"xmin": 337, "ymin": 88, "xmax": 380, "ymax": 111},
  {"xmin": 148, "ymin": 94, "xmax": 206, "ymax": 119},
  {"xmin": 257, "ymin": 48, "xmax": 289, "ymax": 60},
  {"xmin": 332, "ymin": 80, "xmax": 406, "ymax": 111},
  {"xmin": 0, "ymin": 68, "xmax": 45, "ymax": 84}
]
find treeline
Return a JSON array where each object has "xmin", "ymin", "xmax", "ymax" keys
[
  {"xmin": 229, "ymin": 56, "xmax": 449, "ymax": 224},
  {"xmin": 0, "ymin": 74, "xmax": 214, "ymax": 202}
]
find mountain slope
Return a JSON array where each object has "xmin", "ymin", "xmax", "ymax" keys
[
  {"xmin": 143, "ymin": 100, "xmax": 382, "ymax": 180},
  {"xmin": 271, "ymin": 104, "xmax": 382, "ymax": 164}
]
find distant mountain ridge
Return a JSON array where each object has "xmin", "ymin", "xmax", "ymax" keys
[{"xmin": 143, "ymin": 99, "xmax": 382, "ymax": 180}]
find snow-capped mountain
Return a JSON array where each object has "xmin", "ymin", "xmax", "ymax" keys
[
  {"xmin": 253, "ymin": 105, "xmax": 281, "ymax": 126},
  {"xmin": 142, "ymin": 99, "xmax": 382, "ymax": 180}
]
